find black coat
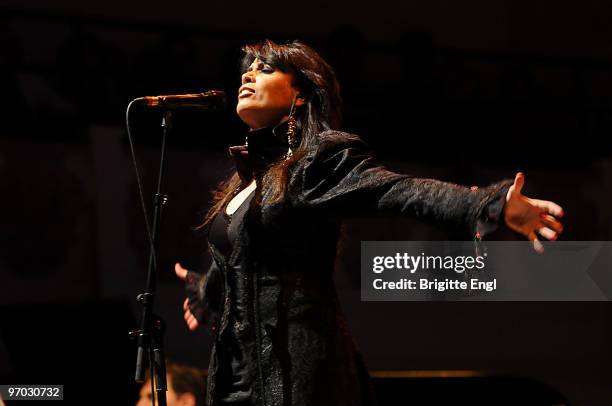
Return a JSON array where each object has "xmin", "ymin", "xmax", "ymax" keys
[{"xmin": 188, "ymin": 125, "xmax": 513, "ymax": 406}]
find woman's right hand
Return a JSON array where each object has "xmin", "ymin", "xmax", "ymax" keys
[{"xmin": 175, "ymin": 262, "xmax": 201, "ymax": 331}]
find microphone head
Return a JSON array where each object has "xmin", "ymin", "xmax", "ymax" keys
[{"xmin": 133, "ymin": 90, "xmax": 227, "ymax": 110}]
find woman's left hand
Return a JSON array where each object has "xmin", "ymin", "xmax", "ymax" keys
[{"xmin": 503, "ymin": 172, "xmax": 564, "ymax": 253}]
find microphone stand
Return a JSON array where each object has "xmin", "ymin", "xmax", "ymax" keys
[{"xmin": 130, "ymin": 109, "xmax": 173, "ymax": 406}]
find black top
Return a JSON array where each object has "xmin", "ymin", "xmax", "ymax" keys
[
  {"xmin": 208, "ymin": 187, "xmax": 255, "ymax": 258},
  {"xmin": 206, "ymin": 120, "xmax": 291, "ymax": 405},
  {"xmin": 208, "ymin": 187, "xmax": 256, "ymax": 404}
]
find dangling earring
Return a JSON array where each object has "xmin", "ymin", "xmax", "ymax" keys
[{"xmin": 285, "ymin": 96, "xmax": 298, "ymax": 159}]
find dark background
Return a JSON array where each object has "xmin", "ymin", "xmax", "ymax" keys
[{"xmin": 0, "ymin": 1, "xmax": 611, "ymax": 404}]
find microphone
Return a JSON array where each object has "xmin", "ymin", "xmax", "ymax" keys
[{"xmin": 132, "ymin": 90, "xmax": 226, "ymax": 110}]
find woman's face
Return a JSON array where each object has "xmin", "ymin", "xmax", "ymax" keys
[{"xmin": 237, "ymin": 58, "xmax": 303, "ymax": 129}]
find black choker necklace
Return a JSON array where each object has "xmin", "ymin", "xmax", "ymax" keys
[{"xmin": 229, "ymin": 120, "xmax": 295, "ymax": 183}]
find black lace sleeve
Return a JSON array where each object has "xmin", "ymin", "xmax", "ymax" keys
[
  {"xmin": 295, "ymin": 130, "xmax": 513, "ymax": 238},
  {"xmin": 184, "ymin": 255, "xmax": 224, "ymax": 324}
]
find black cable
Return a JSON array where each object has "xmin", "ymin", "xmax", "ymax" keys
[{"xmin": 125, "ymin": 100, "xmax": 157, "ymax": 270}]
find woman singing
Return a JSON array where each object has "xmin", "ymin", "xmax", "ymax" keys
[{"xmin": 174, "ymin": 39, "xmax": 564, "ymax": 406}]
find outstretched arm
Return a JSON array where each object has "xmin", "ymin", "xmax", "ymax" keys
[
  {"xmin": 294, "ymin": 131, "xmax": 513, "ymax": 238},
  {"xmin": 295, "ymin": 132, "xmax": 564, "ymax": 251}
]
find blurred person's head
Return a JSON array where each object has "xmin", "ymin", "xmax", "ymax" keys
[{"xmin": 135, "ymin": 361, "xmax": 206, "ymax": 406}]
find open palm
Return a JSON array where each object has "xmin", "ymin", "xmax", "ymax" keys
[{"xmin": 503, "ymin": 172, "xmax": 564, "ymax": 253}]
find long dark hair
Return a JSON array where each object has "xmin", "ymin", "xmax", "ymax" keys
[{"xmin": 199, "ymin": 39, "xmax": 343, "ymax": 228}]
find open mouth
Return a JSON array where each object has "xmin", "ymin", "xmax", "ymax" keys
[{"xmin": 239, "ymin": 87, "xmax": 255, "ymax": 98}]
